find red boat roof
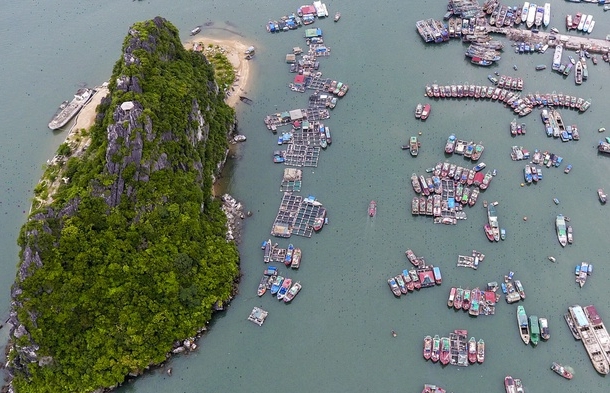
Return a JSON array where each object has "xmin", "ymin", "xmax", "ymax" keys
[
  {"xmin": 474, "ymin": 172, "xmax": 485, "ymax": 182},
  {"xmin": 585, "ymin": 305, "xmax": 602, "ymax": 325}
]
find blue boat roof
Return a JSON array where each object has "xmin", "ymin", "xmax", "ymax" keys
[{"xmin": 571, "ymin": 306, "xmax": 589, "ymax": 328}]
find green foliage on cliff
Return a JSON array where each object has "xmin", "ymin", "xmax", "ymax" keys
[{"xmin": 11, "ymin": 18, "xmax": 239, "ymax": 393}]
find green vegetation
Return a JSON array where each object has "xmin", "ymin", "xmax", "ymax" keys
[
  {"xmin": 11, "ymin": 18, "xmax": 239, "ymax": 393},
  {"xmin": 203, "ymin": 44, "xmax": 236, "ymax": 92}
]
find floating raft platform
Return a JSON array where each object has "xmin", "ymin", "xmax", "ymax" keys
[
  {"xmin": 449, "ymin": 330, "xmax": 469, "ymax": 367},
  {"xmin": 247, "ymin": 307, "xmax": 268, "ymax": 326},
  {"xmin": 457, "ymin": 250, "xmax": 485, "ymax": 270},
  {"xmin": 280, "ymin": 168, "xmax": 303, "ymax": 192},
  {"xmin": 283, "ymin": 144, "xmax": 320, "ymax": 167},
  {"xmin": 271, "ymin": 193, "xmax": 324, "ymax": 238}
]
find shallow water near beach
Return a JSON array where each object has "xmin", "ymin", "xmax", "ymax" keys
[{"xmin": 1, "ymin": 1, "xmax": 610, "ymax": 392}]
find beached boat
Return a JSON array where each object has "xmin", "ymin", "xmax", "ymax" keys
[
  {"xmin": 388, "ymin": 277, "xmax": 401, "ymax": 297},
  {"xmin": 539, "ymin": 317, "xmax": 550, "ymax": 340},
  {"xmin": 530, "ymin": 315, "xmax": 540, "ymax": 346},
  {"xmin": 598, "ymin": 188, "xmax": 607, "ymax": 204},
  {"xmin": 445, "ymin": 134, "xmax": 456, "ymax": 154},
  {"xmin": 556, "ymin": 214, "xmax": 567, "ymax": 247},
  {"xmin": 517, "ymin": 306, "xmax": 530, "ymax": 344},
  {"xmin": 415, "ymin": 103, "xmax": 423, "ymax": 119},
  {"xmin": 505, "ymin": 376, "xmax": 516, "ymax": 393},
  {"xmin": 423, "ymin": 335, "xmax": 432, "ymax": 360},
  {"xmin": 368, "ymin": 200, "xmax": 377, "ymax": 217},
  {"xmin": 421, "ymin": 104, "xmax": 431, "ymax": 120},
  {"xmin": 551, "ymin": 362, "xmax": 573, "ymax": 379},
  {"xmin": 48, "ymin": 88, "xmax": 95, "ymax": 130},
  {"xmin": 284, "ymin": 281, "xmax": 301, "ymax": 302},
  {"xmin": 190, "ymin": 26, "xmax": 201, "ymax": 36},
  {"xmin": 431, "ymin": 335, "xmax": 440, "ymax": 362},
  {"xmin": 468, "ymin": 337, "xmax": 477, "ymax": 364}
]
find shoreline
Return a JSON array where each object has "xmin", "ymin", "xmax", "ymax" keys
[{"xmin": 183, "ymin": 35, "xmax": 253, "ymax": 107}]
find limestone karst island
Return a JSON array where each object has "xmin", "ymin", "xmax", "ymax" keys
[{"xmin": 5, "ymin": 17, "xmax": 240, "ymax": 393}]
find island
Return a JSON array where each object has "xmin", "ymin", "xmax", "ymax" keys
[{"xmin": 6, "ymin": 17, "xmax": 242, "ymax": 393}]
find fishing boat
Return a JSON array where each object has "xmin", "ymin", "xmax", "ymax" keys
[
  {"xmin": 263, "ymin": 238, "xmax": 272, "ymax": 262},
  {"xmin": 539, "ymin": 317, "xmax": 550, "ymax": 340},
  {"xmin": 505, "ymin": 376, "xmax": 516, "ymax": 393},
  {"xmin": 284, "ymin": 244, "xmax": 294, "ymax": 266},
  {"xmin": 574, "ymin": 60, "xmax": 582, "ymax": 85},
  {"xmin": 551, "ymin": 362, "xmax": 573, "ymax": 379},
  {"xmin": 462, "ymin": 289, "xmax": 471, "ymax": 310},
  {"xmin": 526, "ymin": 3, "xmax": 536, "ymax": 28},
  {"xmin": 395, "ymin": 275, "xmax": 408, "ymax": 295},
  {"xmin": 433, "ymin": 266, "xmax": 442, "ymax": 284},
  {"xmin": 420, "ymin": 104, "xmax": 431, "ymax": 120},
  {"xmin": 598, "ymin": 188, "xmax": 607, "ymax": 204},
  {"xmin": 564, "ymin": 164, "xmax": 572, "ymax": 174},
  {"xmin": 447, "ymin": 287, "xmax": 456, "ymax": 308},
  {"xmin": 583, "ymin": 14, "xmax": 593, "ymax": 32},
  {"xmin": 270, "ymin": 275, "xmax": 284, "ymax": 295},
  {"xmin": 411, "ymin": 173, "xmax": 422, "ymax": 194},
  {"xmin": 277, "ymin": 278, "xmax": 292, "ymax": 300},
  {"xmin": 477, "ymin": 338, "xmax": 485, "ymax": 363},
  {"xmin": 578, "ymin": 14, "xmax": 587, "ymax": 31},
  {"xmin": 530, "ymin": 315, "xmax": 540, "ymax": 346},
  {"xmin": 388, "ymin": 277, "xmax": 401, "ymax": 297},
  {"xmin": 469, "ymin": 288, "xmax": 480, "ymax": 316},
  {"xmin": 515, "ymin": 280, "xmax": 526, "ymax": 299},
  {"xmin": 312, "ymin": 207, "xmax": 326, "ymax": 231},
  {"xmin": 535, "ymin": 64, "xmax": 546, "ymax": 71},
  {"xmin": 410, "ymin": 136, "xmax": 419, "ymax": 157},
  {"xmin": 284, "ymin": 281, "xmax": 302, "ymax": 302},
  {"xmin": 556, "ymin": 214, "xmax": 567, "ymax": 247},
  {"xmin": 333, "ymin": 11, "xmax": 341, "ymax": 22},
  {"xmin": 423, "ymin": 335, "xmax": 433, "ymax": 360},
  {"xmin": 567, "ymin": 226, "xmax": 573, "ymax": 244},
  {"xmin": 440, "ymin": 337, "xmax": 451, "ymax": 365},
  {"xmin": 291, "ymin": 248, "xmax": 302, "ymax": 269},
  {"xmin": 257, "ymin": 274, "xmax": 269, "ymax": 296},
  {"xmin": 468, "ymin": 337, "xmax": 477, "ymax": 364},
  {"xmin": 445, "ymin": 134, "xmax": 456, "ymax": 154},
  {"xmin": 500, "ymin": 228, "xmax": 506, "ymax": 240},
  {"xmin": 534, "ymin": 5, "xmax": 544, "ymax": 27},
  {"xmin": 368, "ymin": 200, "xmax": 377, "ymax": 217},
  {"xmin": 431, "ymin": 335, "xmax": 440, "ymax": 362},
  {"xmin": 517, "ymin": 305, "xmax": 530, "ymax": 344},
  {"xmin": 412, "ymin": 196, "xmax": 419, "ymax": 215},
  {"xmin": 410, "ymin": 270, "xmax": 422, "ymax": 289},
  {"xmin": 563, "ymin": 312, "xmax": 581, "ymax": 339},
  {"xmin": 473, "ymin": 162, "xmax": 486, "ymax": 172},
  {"xmin": 521, "ymin": 2, "xmax": 530, "ymax": 23},
  {"xmin": 415, "ymin": 103, "xmax": 423, "ymax": 119},
  {"xmin": 454, "ymin": 287, "xmax": 464, "ymax": 310},
  {"xmin": 515, "ymin": 379, "xmax": 524, "ymax": 393}
]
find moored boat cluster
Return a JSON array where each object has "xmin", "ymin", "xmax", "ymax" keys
[
  {"xmin": 448, "ymin": 284, "xmax": 499, "ymax": 316},
  {"xmin": 425, "ymin": 83, "xmax": 590, "ymax": 116},
  {"xmin": 500, "ymin": 270, "xmax": 526, "ymax": 304},
  {"xmin": 423, "ymin": 329, "xmax": 485, "ymax": 366},
  {"xmin": 564, "ymin": 304, "xmax": 610, "ymax": 374}
]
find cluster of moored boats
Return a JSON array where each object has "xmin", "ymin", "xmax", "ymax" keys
[
  {"xmin": 256, "ymin": 265, "xmax": 302, "ymax": 302},
  {"xmin": 484, "ymin": 202, "xmax": 504, "ymax": 242},
  {"xmin": 540, "ymin": 108, "xmax": 580, "ymax": 141},
  {"xmin": 490, "ymin": 74, "xmax": 524, "ymax": 91},
  {"xmin": 564, "ymin": 304, "xmax": 610, "ymax": 374},
  {"xmin": 262, "ymin": 239, "xmax": 302, "ymax": 268},
  {"xmin": 388, "ymin": 252, "xmax": 442, "ymax": 297},
  {"xmin": 566, "ymin": 12, "xmax": 595, "ymax": 33},
  {"xmin": 266, "ymin": 2, "xmax": 329, "ymax": 32},
  {"xmin": 516, "ymin": 305, "xmax": 550, "ymax": 346},
  {"xmin": 423, "ymin": 330, "xmax": 484, "ymax": 366},
  {"xmin": 425, "ymin": 83, "xmax": 591, "ymax": 116},
  {"xmin": 500, "ymin": 271, "xmax": 526, "ymax": 304},
  {"xmin": 575, "ymin": 261, "xmax": 592, "ymax": 288},
  {"xmin": 504, "ymin": 375, "xmax": 525, "ymax": 393},
  {"xmin": 447, "ymin": 285, "xmax": 499, "ymax": 316}
]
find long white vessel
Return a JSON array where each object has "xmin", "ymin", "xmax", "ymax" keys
[
  {"xmin": 48, "ymin": 88, "xmax": 95, "ymax": 130},
  {"xmin": 521, "ymin": 2, "xmax": 530, "ymax": 23},
  {"xmin": 578, "ymin": 14, "xmax": 587, "ymax": 31},
  {"xmin": 313, "ymin": 1, "xmax": 328, "ymax": 18},
  {"xmin": 534, "ymin": 5, "xmax": 544, "ymax": 27},
  {"xmin": 552, "ymin": 44, "xmax": 563, "ymax": 70},
  {"xmin": 583, "ymin": 14, "xmax": 593, "ymax": 32},
  {"xmin": 526, "ymin": 3, "xmax": 537, "ymax": 28},
  {"xmin": 567, "ymin": 305, "xmax": 610, "ymax": 375},
  {"xmin": 543, "ymin": 3, "xmax": 550, "ymax": 27},
  {"xmin": 587, "ymin": 20, "xmax": 595, "ymax": 34}
]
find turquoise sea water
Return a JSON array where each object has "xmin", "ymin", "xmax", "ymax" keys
[{"xmin": 1, "ymin": 1, "xmax": 610, "ymax": 392}]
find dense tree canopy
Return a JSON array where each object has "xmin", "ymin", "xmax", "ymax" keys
[{"xmin": 10, "ymin": 18, "xmax": 239, "ymax": 393}]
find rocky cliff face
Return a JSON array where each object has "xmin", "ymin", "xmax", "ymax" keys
[{"xmin": 6, "ymin": 17, "xmax": 237, "ymax": 393}]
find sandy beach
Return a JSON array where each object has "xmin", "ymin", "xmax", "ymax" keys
[{"xmin": 183, "ymin": 36, "xmax": 253, "ymax": 107}]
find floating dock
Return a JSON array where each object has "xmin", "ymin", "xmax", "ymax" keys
[
  {"xmin": 280, "ymin": 168, "xmax": 303, "ymax": 192},
  {"xmin": 247, "ymin": 307, "xmax": 268, "ymax": 326},
  {"xmin": 271, "ymin": 193, "xmax": 324, "ymax": 238}
]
